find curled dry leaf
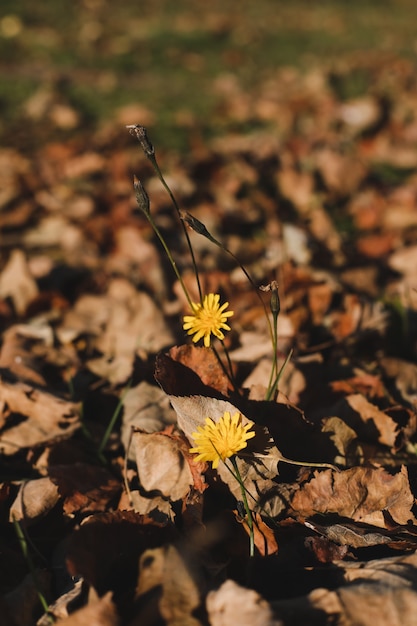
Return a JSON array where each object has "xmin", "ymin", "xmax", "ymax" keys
[
  {"xmin": 133, "ymin": 430, "xmax": 194, "ymax": 501},
  {"xmin": 240, "ymin": 511, "xmax": 279, "ymax": 557},
  {"xmin": 167, "ymin": 345, "xmax": 233, "ymax": 396},
  {"xmin": 290, "ymin": 466, "xmax": 416, "ymax": 527},
  {"xmin": 0, "ymin": 326, "xmax": 48, "ymax": 386},
  {"xmin": 346, "ymin": 394, "xmax": 400, "ymax": 449},
  {"xmin": 121, "ymin": 381, "xmax": 177, "ymax": 462},
  {"xmin": 10, "ymin": 477, "xmax": 60, "ymax": 523},
  {"xmin": 0, "ymin": 378, "xmax": 81, "ymax": 455}
]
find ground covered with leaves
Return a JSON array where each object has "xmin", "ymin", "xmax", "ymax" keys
[{"xmin": 3, "ymin": 54, "xmax": 417, "ymax": 625}]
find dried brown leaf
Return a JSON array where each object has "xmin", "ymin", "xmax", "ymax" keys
[
  {"xmin": 121, "ymin": 381, "xmax": 177, "ymax": 462},
  {"xmin": 135, "ymin": 545, "xmax": 202, "ymax": 626},
  {"xmin": 10, "ymin": 477, "xmax": 60, "ymax": 523},
  {"xmin": 133, "ymin": 431, "xmax": 193, "ymax": 501},
  {"xmin": 49, "ymin": 463, "xmax": 121, "ymax": 516},
  {"xmin": 0, "ymin": 379, "xmax": 81, "ymax": 455},
  {"xmin": 54, "ymin": 592, "xmax": 119, "ymax": 626},
  {"xmin": 168, "ymin": 345, "xmax": 233, "ymax": 396},
  {"xmin": 290, "ymin": 466, "xmax": 416, "ymax": 527},
  {"xmin": 346, "ymin": 393, "xmax": 399, "ymax": 449},
  {"xmin": 0, "ymin": 250, "xmax": 39, "ymax": 316}
]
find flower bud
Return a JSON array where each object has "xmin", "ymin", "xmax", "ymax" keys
[{"xmin": 133, "ymin": 176, "xmax": 150, "ymax": 215}]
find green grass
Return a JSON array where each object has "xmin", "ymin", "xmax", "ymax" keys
[{"xmin": 2, "ymin": 0, "xmax": 417, "ymax": 151}]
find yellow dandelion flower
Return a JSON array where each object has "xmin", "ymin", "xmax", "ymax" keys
[
  {"xmin": 183, "ymin": 293, "xmax": 234, "ymax": 348},
  {"xmin": 189, "ymin": 411, "xmax": 255, "ymax": 469}
]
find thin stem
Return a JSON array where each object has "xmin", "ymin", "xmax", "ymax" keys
[
  {"xmin": 265, "ymin": 348, "xmax": 293, "ymax": 402},
  {"xmin": 229, "ymin": 456, "xmax": 254, "ymax": 557},
  {"xmin": 211, "ymin": 344, "xmax": 239, "ymax": 395},
  {"xmin": 13, "ymin": 516, "xmax": 53, "ymax": 622},
  {"xmin": 149, "ymin": 155, "xmax": 203, "ymax": 302},
  {"xmin": 265, "ymin": 312, "xmax": 279, "ymax": 399},
  {"xmin": 182, "ymin": 212, "xmax": 274, "ymax": 343},
  {"xmin": 98, "ymin": 381, "xmax": 132, "ymax": 455},
  {"xmin": 146, "ymin": 213, "xmax": 194, "ymax": 309}
]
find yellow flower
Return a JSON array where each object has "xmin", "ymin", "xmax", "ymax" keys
[
  {"xmin": 183, "ymin": 293, "xmax": 234, "ymax": 348},
  {"xmin": 189, "ymin": 411, "xmax": 255, "ymax": 469}
]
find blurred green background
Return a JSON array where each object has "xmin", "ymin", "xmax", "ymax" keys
[{"xmin": 1, "ymin": 0, "xmax": 417, "ymax": 152}]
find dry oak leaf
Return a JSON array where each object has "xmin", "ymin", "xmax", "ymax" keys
[
  {"xmin": 290, "ymin": 465, "xmax": 415, "ymax": 528},
  {"xmin": 0, "ymin": 378, "xmax": 81, "ymax": 455}
]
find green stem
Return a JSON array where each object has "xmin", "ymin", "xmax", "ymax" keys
[
  {"xmin": 265, "ymin": 348, "xmax": 293, "ymax": 402},
  {"xmin": 265, "ymin": 310, "xmax": 279, "ymax": 399},
  {"xmin": 146, "ymin": 213, "xmax": 194, "ymax": 309},
  {"xmin": 182, "ymin": 212, "xmax": 274, "ymax": 344},
  {"xmin": 212, "ymin": 344, "xmax": 239, "ymax": 395},
  {"xmin": 98, "ymin": 381, "xmax": 132, "ymax": 455},
  {"xmin": 13, "ymin": 517, "xmax": 53, "ymax": 622},
  {"xmin": 149, "ymin": 155, "xmax": 203, "ymax": 302},
  {"xmin": 229, "ymin": 456, "xmax": 254, "ymax": 557}
]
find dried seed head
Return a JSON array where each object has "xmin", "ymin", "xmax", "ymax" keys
[
  {"xmin": 133, "ymin": 176, "xmax": 150, "ymax": 215},
  {"xmin": 126, "ymin": 124, "xmax": 155, "ymax": 157},
  {"xmin": 260, "ymin": 280, "xmax": 280, "ymax": 316}
]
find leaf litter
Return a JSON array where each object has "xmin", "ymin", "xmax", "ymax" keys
[{"xmin": 3, "ymin": 56, "xmax": 417, "ymax": 625}]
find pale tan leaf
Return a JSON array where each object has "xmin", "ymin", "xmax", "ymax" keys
[
  {"xmin": 321, "ymin": 416, "xmax": 360, "ymax": 466},
  {"xmin": 133, "ymin": 431, "xmax": 193, "ymax": 501},
  {"xmin": 10, "ymin": 477, "xmax": 60, "ymax": 523},
  {"xmin": 346, "ymin": 393, "xmax": 399, "ymax": 448},
  {"xmin": 0, "ymin": 250, "xmax": 38, "ymax": 316},
  {"xmin": 53, "ymin": 592, "xmax": 119, "ymax": 626},
  {"xmin": 121, "ymin": 381, "xmax": 177, "ymax": 461},
  {"xmin": 135, "ymin": 545, "xmax": 202, "ymax": 626},
  {"xmin": 206, "ymin": 580, "xmax": 280, "ymax": 626}
]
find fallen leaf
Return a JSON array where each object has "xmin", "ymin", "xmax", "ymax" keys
[
  {"xmin": 133, "ymin": 431, "xmax": 193, "ymax": 501},
  {"xmin": 49, "ymin": 463, "xmax": 121, "ymax": 516},
  {"xmin": 206, "ymin": 579, "xmax": 280, "ymax": 626},
  {"xmin": 120, "ymin": 381, "xmax": 177, "ymax": 462},
  {"xmin": 10, "ymin": 477, "xmax": 60, "ymax": 523},
  {"xmin": 290, "ymin": 466, "xmax": 416, "ymax": 527},
  {"xmin": 0, "ymin": 250, "xmax": 39, "ymax": 316},
  {"xmin": 135, "ymin": 545, "xmax": 203, "ymax": 626},
  {"xmin": 0, "ymin": 379, "xmax": 81, "ymax": 455},
  {"xmin": 53, "ymin": 591, "xmax": 119, "ymax": 626}
]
